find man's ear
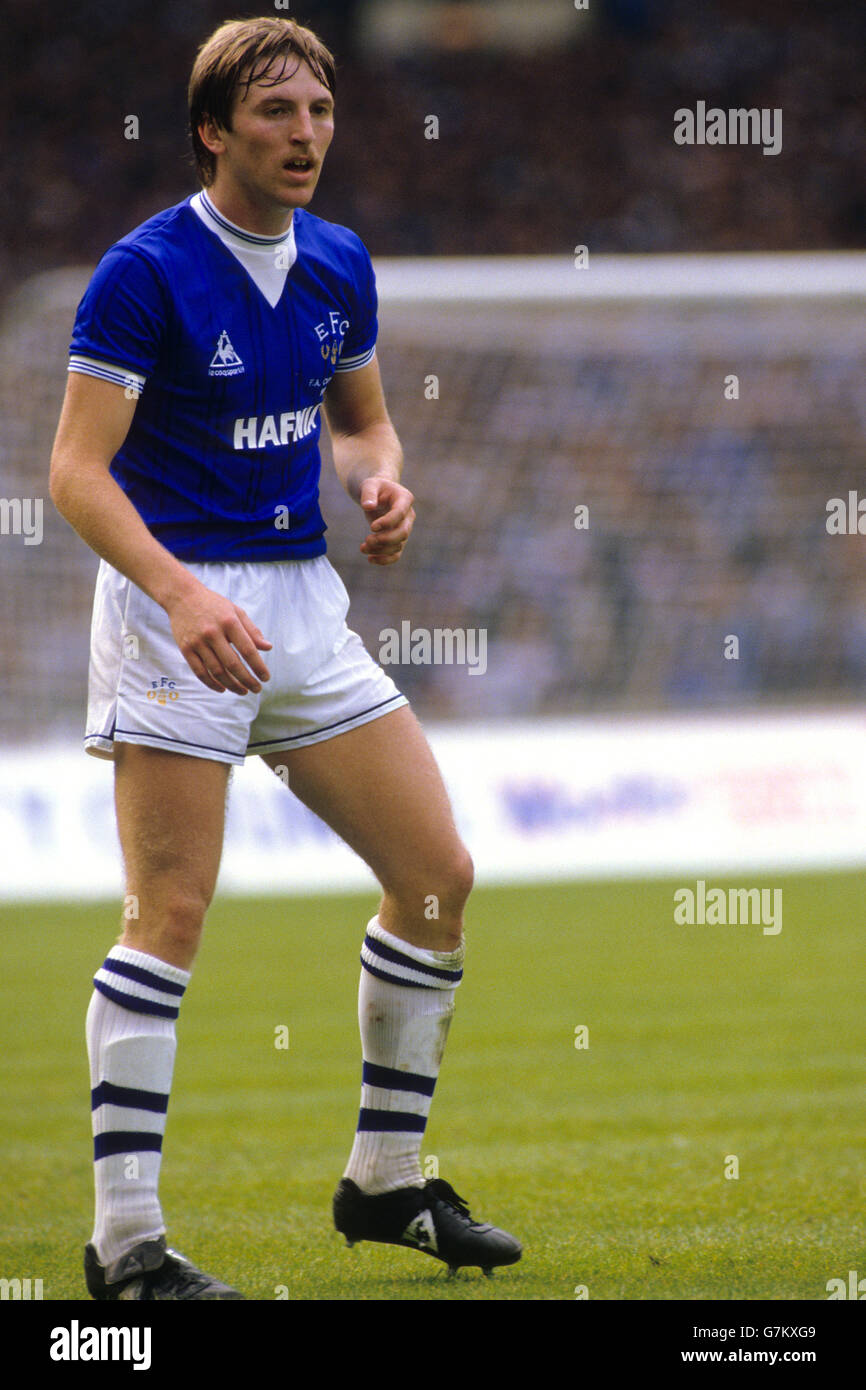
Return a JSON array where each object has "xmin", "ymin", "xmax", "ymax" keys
[{"xmin": 198, "ymin": 115, "xmax": 227, "ymax": 158}]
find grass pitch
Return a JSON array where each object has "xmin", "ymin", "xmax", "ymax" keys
[{"xmin": 1, "ymin": 872, "xmax": 863, "ymax": 1301}]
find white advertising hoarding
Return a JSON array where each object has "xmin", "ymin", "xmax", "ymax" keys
[{"xmin": 0, "ymin": 710, "xmax": 864, "ymax": 901}]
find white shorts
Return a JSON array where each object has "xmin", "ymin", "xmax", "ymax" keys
[{"xmin": 85, "ymin": 555, "xmax": 407, "ymax": 766}]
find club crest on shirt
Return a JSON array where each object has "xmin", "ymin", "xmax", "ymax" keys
[
  {"xmin": 313, "ymin": 311, "xmax": 349, "ymax": 368},
  {"xmin": 209, "ymin": 330, "xmax": 245, "ymax": 377}
]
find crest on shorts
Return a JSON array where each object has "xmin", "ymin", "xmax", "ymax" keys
[{"xmin": 147, "ymin": 676, "xmax": 179, "ymax": 707}]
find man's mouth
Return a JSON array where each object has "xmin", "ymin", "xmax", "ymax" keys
[{"xmin": 284, "ymin": 158, "xmax": 313, "ymax": 171}]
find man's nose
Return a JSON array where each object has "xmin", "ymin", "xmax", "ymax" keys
[{"xmin": 289, "ymin": 108, "xmax": 315, "ymax": 142}]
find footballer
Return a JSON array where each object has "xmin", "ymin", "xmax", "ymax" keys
[{"xmin": 49, "ymin": 15, "xmax": 520, "ymax": 1299}]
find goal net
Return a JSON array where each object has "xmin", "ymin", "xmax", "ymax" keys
[{"xmin": 2, "ymin": 254, "xmax": 865, "ymax": 748}]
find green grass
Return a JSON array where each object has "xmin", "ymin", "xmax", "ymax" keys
[{"xmin": 1, "ymin": 872, "xmax": 863, "ymax": 1301}]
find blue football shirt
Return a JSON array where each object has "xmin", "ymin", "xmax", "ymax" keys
[{"xmin": 69, "ymin": 192, "xmax": 378, "ymax": 561}]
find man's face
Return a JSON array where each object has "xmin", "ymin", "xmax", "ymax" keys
[{"xmin": 204, "ymin": 57, "xmax": 335, "ymax": 214}]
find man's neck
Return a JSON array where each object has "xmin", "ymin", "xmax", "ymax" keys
[{"xmin": 203, "ymin": 182, "xmax": 294, "ymax": 239}]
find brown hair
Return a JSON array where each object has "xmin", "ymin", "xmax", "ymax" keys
[{"xmin": 189, "ymin": 17, "xmax": 337, "ymax": 187}]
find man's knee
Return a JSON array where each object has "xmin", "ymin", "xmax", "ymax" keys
[
  {"xmin": 413, "ymin": 841, "xmax": 472, "ymax": 911},
  {"xmin": 384, "ymin": 842, "xmax": 474, "ymax": 948},
  {"xmin": 445, "ymin": 844, "xmax": 474, "ymax": 913}
]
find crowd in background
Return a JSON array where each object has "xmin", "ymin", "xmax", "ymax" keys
[
  {"xmin": 2, "ymin": 0, "xmax": 864, "ymax": 738},
  {"xmin": 323, "ymin": 303, "xmax": 866, "ymax": 719},
  {"xmin": 3, "ymin": 280, "xmax": 864, "ymax": 737},
  {"xmin": 1, "ymin": 0, "xmax": 864, "ymax": 296}
]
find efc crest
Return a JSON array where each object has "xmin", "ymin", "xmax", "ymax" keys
[
  {"xmin": 147, "ymin": 677, "xmax": 179, "ymax": 705},
  {"xmin": 314, "ymin": 310, "xmax": 349, "ymax": 367}
]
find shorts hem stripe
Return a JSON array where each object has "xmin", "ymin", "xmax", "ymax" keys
[
  {"xmin": 112, "ymin": 728, "xmax": 245, "ymax": 760},
  {"xmin": 247, "ymin": 693, "xmax": 406, "ymax": 752}
]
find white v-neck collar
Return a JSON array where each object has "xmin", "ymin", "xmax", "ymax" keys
[{"xmin": 190, "ymin": 191, "xmax": 297, "ymax": 308}]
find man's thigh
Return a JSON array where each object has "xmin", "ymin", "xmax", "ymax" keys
[
  {"xmin": 114, "ymin": 743, "xmax": 231, "ymax": 966},
  {"xmin": 260, "ymin": 706, "xmax": 472, "ymax": 946}
]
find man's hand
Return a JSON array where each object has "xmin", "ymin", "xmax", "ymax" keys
[
  {"xmin": 324, "ymin": 359, "xmax": 410, "ymax": 563},
  {"xmin": 164, "ymin": 578, "xmax": 273, "ymax": 694},
  {"xmin": 359, "ymin": 477, "xmax": 415, "ymax": 565}
]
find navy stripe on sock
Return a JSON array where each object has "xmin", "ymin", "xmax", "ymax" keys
[
  {"xmin": 93, "ymin": 978, "xmax": 180, "ymax": 1019},
  {"xmin": 94, "ymin": 1131, "xmax": 164, "ymax": 1159},
  {"xmin": 100, "ymin": 957, "xmax": 186, "ymax": 996},
  {"xmin": 357, "ymin": 1109, "xmax": 428, "ymax": 1133},
  {"xmin": 360, "ymin": 958, "xmax": 438, "ymax": 991},
  {"xmin": 362, "ymin": 1061, "xmax": 436, "ymax": 1097},
  {"xmin": 91, "ymin": 1081, "xmax": 169, "ymax": 1114},
  {"xmin": 363, "ymin": 934, "xmax": 463, "ymax": 983}
]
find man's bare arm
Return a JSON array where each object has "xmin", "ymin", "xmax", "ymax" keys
[
  {"xmin": 49, "ymin": 372, "xmax": 271, "ymax": 693},
  {"xmin": 324, "ymin": 356, "xmax": 415, "ymax": 566}
]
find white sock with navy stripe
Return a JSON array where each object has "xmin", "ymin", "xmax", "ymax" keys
[
  {"xmin": 86, "ymin": 944, "xmax": 190, "ymax": 1267},
  {"xmin": 343, "ymin": 916, "xmax": 464, "ymax": 1196}
]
